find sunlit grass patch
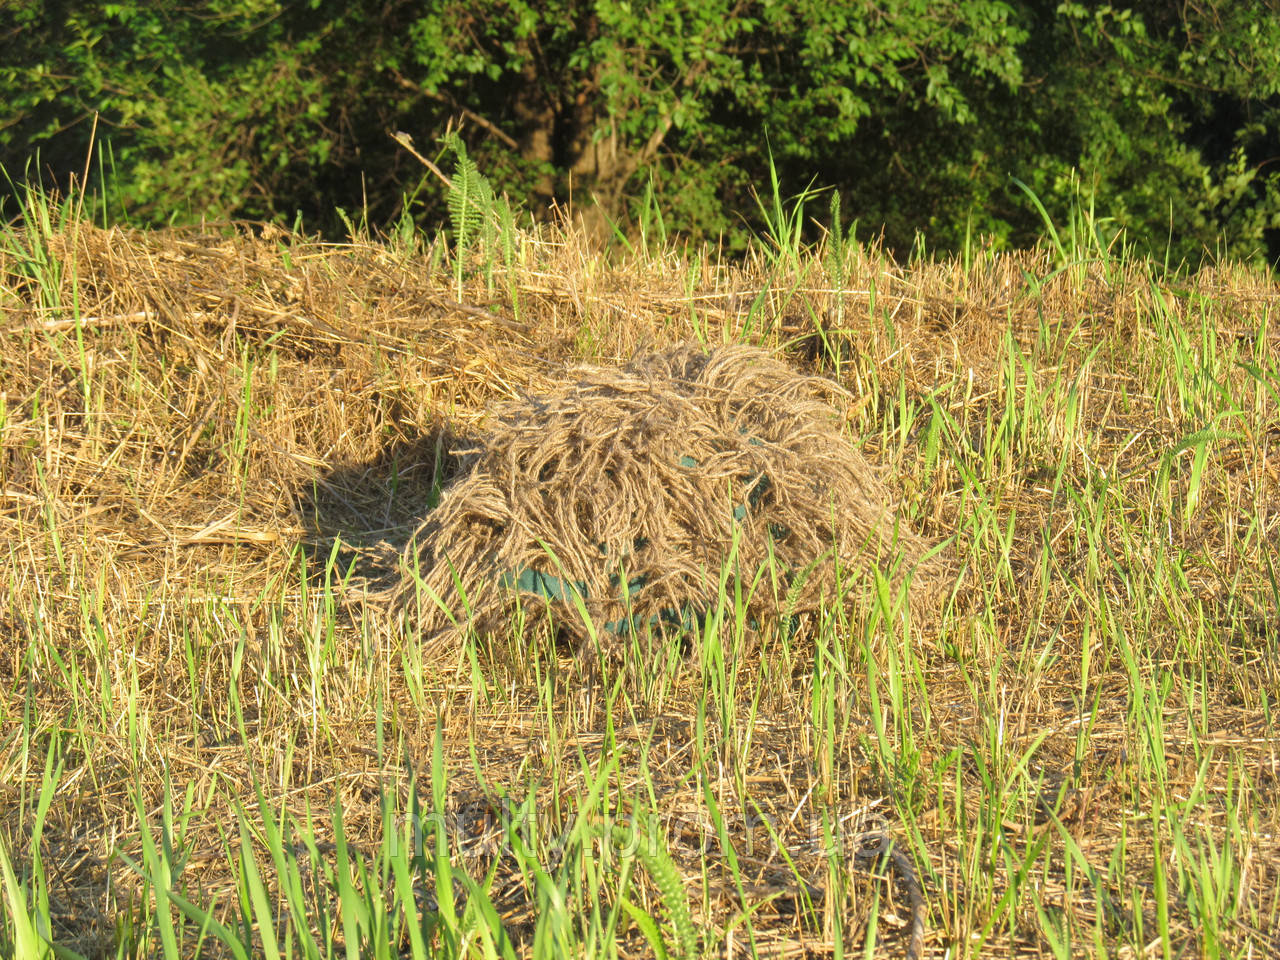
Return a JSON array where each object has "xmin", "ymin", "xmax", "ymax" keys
[{"xmin": 1, "ymin": 181, "xmax": 1278, "ymax": 958}]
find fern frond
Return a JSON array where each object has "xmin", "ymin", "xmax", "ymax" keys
[{"xmin": 442, "ymin": 132, "xmax": 501, "ymax": 296}]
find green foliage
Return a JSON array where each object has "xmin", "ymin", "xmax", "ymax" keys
[
  {"xmin": 1004, "ymin": 1, "xmax": 1280, "ymax": 267},
  {"xmin": 441, "ymin": 132, "xmax": 522, "ymax": 306},
  {"xmin": 1, "ymin": 1, "xmax": 1277, "ymax": 266},
  {"xmin": 0, "ymin": 0, "xmax": 429, "ymax": 229},
  {"xmin": 444, "ymin": 133, "xmax": 495, "ymax": 293}
]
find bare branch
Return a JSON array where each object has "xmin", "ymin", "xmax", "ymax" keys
[{"xmin": 388, "ymin": 68, "xmax": 520, "ymax": 149}]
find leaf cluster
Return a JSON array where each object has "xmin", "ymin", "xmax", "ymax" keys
[{"xmin": 1, "ymin": 0, "xmax": 1276, "ymax": 266}]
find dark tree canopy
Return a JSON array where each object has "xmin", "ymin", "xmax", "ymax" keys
[{"xmin": 3, "ymin": 0, "xmax": 1277, "ymax": 267}]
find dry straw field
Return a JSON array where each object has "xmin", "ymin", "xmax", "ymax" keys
[{"xmin": 2, "ymin": 186, "xmax": 1279, "ymax": 959}]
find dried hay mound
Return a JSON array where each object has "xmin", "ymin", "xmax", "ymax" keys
[{"xmin": 394, "ymin": 343, "xmax": 950, "ymax": 655}]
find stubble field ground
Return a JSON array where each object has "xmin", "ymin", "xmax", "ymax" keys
[{"xmin": 1, "ymin": 184, "xmax": 1279, "ymax": 958}]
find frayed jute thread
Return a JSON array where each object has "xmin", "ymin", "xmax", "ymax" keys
[{"xmin": 393, "ymin": 343, "xmax": 950, "ymax": 658}]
